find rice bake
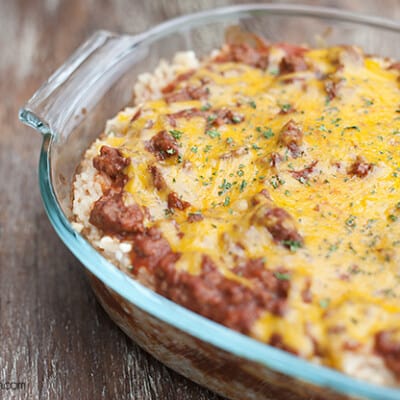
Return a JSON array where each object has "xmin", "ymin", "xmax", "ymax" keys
[{"xmin": 72, "ymin": 36, "xmax": 400, "ymax": 386}]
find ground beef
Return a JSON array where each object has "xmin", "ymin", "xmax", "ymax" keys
[
  {"xmin": 277, "ymin": 43, "xmax": 308, "ymax": 57},
  {"xmin": 375, "ymin": 330, "xmax": 400, "ymax": 378},
  {"xmin": 233, "ymin": 258, "xmax": 291, "ymax": 316},
  {"xmin": 166, "ymin": 107, "xmax": 244, "ymax": 129},
  {"xmin": 389, "ymin": 62, "xmax": 400, "ymax": 71},
  {"xmin": 153, "ymin": 255, "xmax": 290, "ymax": 334},
  {"xmin": 187, "ymin": 213, "xmax": 204, "ymax": 223},
  {"xmin": 130, "ymin": 227, "xmax": 180, "ymax": 272},
  {"xmin": 164, "ymin": 85, "xmax": 209, "ymax": 103},
  {"xmin": 219, "ymin": 146, "xmax": 249, "ymax": 160},
  {"xmin": 146, "ymin": 130, "xmax": 179, "ymax": 160},
  {"xmin": 269, "ymin": 333, "xmax": 298, "ymax": 354},
  {"xmin": 187, "ymin": 86, "xmax": 209, "ymax": 102},
  {"xmin": 279, "ymin": 54, "xmax": 308, "ymax": 75},
  {"xmin": 167, "ymin": 192, "xmax": 191, "ymax": 210},
  {"xmin": 279, "ymin": 119, "xmax": 303, "ymax": 157},
  {"xmin": 324, "ymin": 77, "xmax": 342, "ymax": 100},
  {"xmin": 301, "ymin": 278, "xmax": 312, "ymax": 303},
  {"xmin": 270, "ymin": 152, "xmax": 282, "ymax": 167},
  {"xmin": 93, "ymin": 146, "xmax": 130, "ymax": 182},
  {"xmin": 130, "ymin": 108, "xmax": 142, "ymax": 122},
  {"xmin": 251, "ymin": 189, "xmax": 271, "ymax": 206},
  {"xmin": 214, "ymin": 43, "xmax": 269, "ymax": 69},
  {"xmin": 161, "ymin": 70, "xmax": 196, "ymax": 94},
  {"xmin": 166, "ymin": 108, "xmax": 205, "ymax": 127},
  {"xmin": 278, "ymin": 104, "xmax": 296, "ymax": 115},
  {"xmin": 148, "ymin": 165, "xmax": 165, "ymax": 190},
  {"xmin": 252, "ymin": 205, "xmax": 303, "ymax": 249},
  {"xmin": 89, "ymin": 192, "xmax": 144, "ymax": 235},
  {"xmin": 290, "ymin": 161, "xmax": 318, "ymax": 182},
  {"xmin": 210, "ymin": 108, "xmax": 244, "ymax": 127},
  {"xmin": 348, "ymin": 156, "xmax": 374, "ymax": 178}
]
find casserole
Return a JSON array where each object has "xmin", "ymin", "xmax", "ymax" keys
[{"xmin": 19, "ymin": 5, "xmax": 400, "ymax": 400}]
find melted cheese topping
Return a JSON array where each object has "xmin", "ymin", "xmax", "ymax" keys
[{"xmin": 101, "ymin": 45, "xmax": 400, "ymax": 370}]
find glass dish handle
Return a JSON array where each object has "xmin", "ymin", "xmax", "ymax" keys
[{"xmin": 19, "ymin": 30, "xmax": 141, "ymax": 138}]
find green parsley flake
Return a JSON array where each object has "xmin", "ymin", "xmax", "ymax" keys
[
  {"xmin": 169, "ymin": 129, "xmax": 183, "ymax": 139},
  {"xmin": 262, "ymin": 128, "xmax": 274, "ymax": 139},
  {"xmin": 239, "ymin": 180, "xmax": 247, "ymax": 192},
  {"xmin": 345, "ymin": 215, "xmax": 357, "ymax": 228},
  {"xmin": 207, "ymin": 114, "xmax": 217, "ymax": 124},
  {"xmin": 270, "ymin": 175, "xmax": 285, "ymax": 189},
  {"xmin": 329, "ymin": 243, "xmax": 339, "ymax": 252},
  {"xmin": 206, "ymin": 129, "xmax": 221, "ymax": 139},
  {"xmin": 363, "ymin": 98, "xmax": 374, "ymax": 107},
  {"xmin": 274, "ymin": 272, "xmax": 291, "ymax": 281},
  {"xmin": 282, "ymin": 240, "xmax": 302, "ymax": 252},
  {"xmin": 342, "ymin": 126, "xmax": 360, "ymax": 134},
  {"xmin": 269, "ymin": 67, "xmax": 279, "ymax": 76},
  {"xmin": 319, "ymin": 298, "xmax": 330, "ymax": 309},
  {"xmin": 318, "ymin": 124, "xmax": 329, "ymax": 133},
  {"xmin": 280, "ymin": 103, "xmax": 292, "ymax": 113},
  {"xmin": 218, "ymin": 179, "xmax": 232, "ymax": 195},
  {"xmin": 248, "ymin": 100, "xmax": 257, "ymax": 109},
  {"xmin": 201, "ymin": 102, "xmax": 212, "ymax": 111}
]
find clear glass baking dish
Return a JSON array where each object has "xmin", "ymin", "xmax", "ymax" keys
[{"xmin": 19, "ymin": 4, "xmax": 400, "ymax": 400}]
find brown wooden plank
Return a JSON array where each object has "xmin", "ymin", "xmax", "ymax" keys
[{"xmin": 0, "ymin": 0, "xmax": 399, "ymax": 399}]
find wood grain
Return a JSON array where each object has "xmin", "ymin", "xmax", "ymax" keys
[{"xmin": 0, "ymin": 0, "xmax": 398, "ymax": 399}]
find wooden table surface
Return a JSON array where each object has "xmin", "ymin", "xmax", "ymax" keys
[{"xmin": 1, "ymin": 0, "xmax": 399, "ymax": 399}]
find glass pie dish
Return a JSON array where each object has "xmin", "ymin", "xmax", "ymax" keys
[{"xmin": 19, "ymin": 4, "xmax": 400, "ymax": 400}]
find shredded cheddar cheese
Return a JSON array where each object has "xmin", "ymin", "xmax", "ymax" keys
[{"xmin": 75, "ymin": 42, "xmax": 400, "ymax": 384}]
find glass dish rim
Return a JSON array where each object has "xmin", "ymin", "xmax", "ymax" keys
[{"xmin": 25, "ymin": 4, "xmax": 400, "ymax": 399}]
